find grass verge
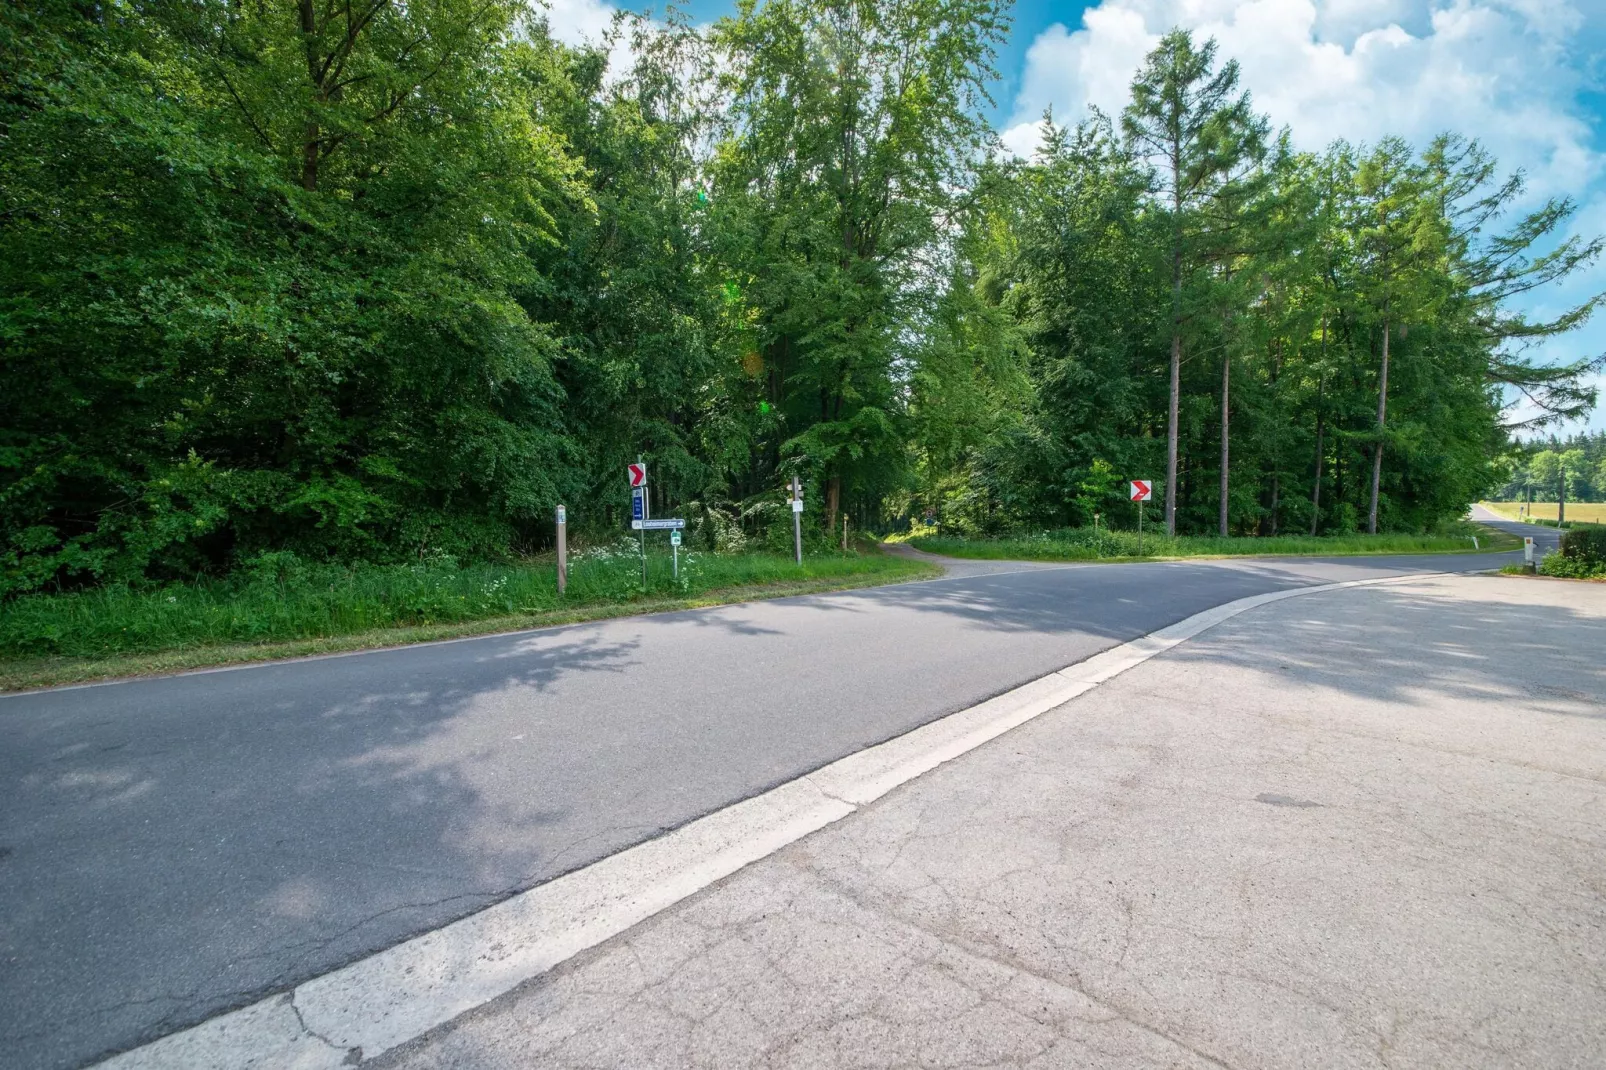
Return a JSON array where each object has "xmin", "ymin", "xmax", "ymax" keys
[
  {"xmin": 908, "ymin": 523, "xmax": 1520, "ymax": 562},
  {"xmin": 0, "ymin": 548, "xmax": 937, "ymax": 692}
]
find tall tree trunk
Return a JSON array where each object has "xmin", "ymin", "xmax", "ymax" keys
[
  {"xmin": 1165, "ymin": 159, "xmax": 1182, "ymax": 537},
  {"xmin": 1309, "ymin": 317, "xmax": 1326, "ymax": 535},
  {"xmin": 1218, "ymin": 347, "xmax": 1229, "ymax": 536},
  {"xmin": 299, "ymin": 0, "xmax": 321, "ymax": 191},
  {"xmin": 1367, "ymin": 318, "xmax": 1391, "ymax": 534},
  {"xmin": 826, "ymin": 476, "xmax": 841, "ymax": 540},
  {"xmin": 1268, "ymin": 473, "xmax": 1279, "ymax": 536}
]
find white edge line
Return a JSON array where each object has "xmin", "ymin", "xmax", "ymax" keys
[{"xmin": 91, "ymin": 571, "xmax": 1441, "ymax": 1070}]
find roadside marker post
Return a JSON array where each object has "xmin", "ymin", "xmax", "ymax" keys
[
  {"xmin": 556, "ymin": 504, "xmax": 567, "ymax": 596},
  {"xmin": 1130, "ymin": 480, "xmax": 1152, "ymax": 556},
  {"xmin": 790, "ymin": 476, "xmax": 803, "ymax": 566},
  {"xmin": 1524, "ymin": 536, "xmax": 1535, "ymax": 572},
  {"xmin": 670, "ymin": 528, "xmax": 681, "ymax": 578},
  {"xmin": 632, "ymin": 460, "xmax": 648, "ymax": 587}
]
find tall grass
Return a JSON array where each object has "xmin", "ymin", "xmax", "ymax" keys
[
  {"xmin": 910, "ymin": 524, "xmax": 1507, "ymax": 562},
  {"xmin": 0, "ymin": 541, "xmax": 924, "ymax": 660}
]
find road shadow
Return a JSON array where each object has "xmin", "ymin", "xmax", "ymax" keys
[
  {"xmin": 0, "ymin": 628, "xmax": 645, "ymax": 1070},
  {"xmin": 1164, "ymin": 582, "xmax": 1605, "ymax": 722}
]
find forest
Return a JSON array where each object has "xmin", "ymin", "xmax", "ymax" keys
[{"xmin": 5, "ymin": 0, "xmax": 1604, "ymax": 597}]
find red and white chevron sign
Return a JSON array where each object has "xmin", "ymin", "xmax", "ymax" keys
[
  {"xmin": 1129, "ymin": 480, "xmax": 1152, "ymax": 502},
  {"xmin": 627, "ymin": 462, "xmax": 647, "ymax": 488}
]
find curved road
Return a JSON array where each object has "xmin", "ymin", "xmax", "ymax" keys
[{"xmin": 0, "ymin": 540, "xmax": 1536, "ymax": 1069}]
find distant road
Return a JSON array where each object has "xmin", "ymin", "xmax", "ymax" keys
[
  {"xmin": 0, "ymin": 545, "xmax": 1525, "ymax": 1070},
  {"xmin": 1469, "ymin": 502, "xmax": 1563, "ymax": 553}
]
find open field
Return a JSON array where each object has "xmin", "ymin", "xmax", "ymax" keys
[
  {"xmin": 907, "ymin": 524, "xmax": 1518, "ymax": 563},
  {"xmin": 1481, "ymin": 501, "xmax": 1606, "ymax": 525},
  {"xmin": 0, "ymin": 549, "xmax": 935, "ymax": 691}
]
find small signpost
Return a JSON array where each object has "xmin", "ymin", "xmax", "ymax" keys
[
  {"xmin": 790, "ymin": 476, "xmax": 803, "ymax": 566},
  {"xmin": 631, "ymin": 461, "xmax": 648, "ymax": 585},
  {"xmin": 627, "ymin": 461, "xmax": 685, "ymax": 584},
  {"xmin": 1130, "ymin": 480, "xmax": 1153, "ymax": 556},
  {"xmin": 556, "ymin": 504, "xmax": 567, "ymax": 596}
]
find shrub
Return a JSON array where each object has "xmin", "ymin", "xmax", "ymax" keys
[{"xmin": 1552, "ymin": 526, "xmax": 1606, "ymax": 577}]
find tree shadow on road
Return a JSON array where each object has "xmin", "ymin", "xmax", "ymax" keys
[{"xmin": 1163, "ymin": 582, "xmax": 1605, "ymax": 724}]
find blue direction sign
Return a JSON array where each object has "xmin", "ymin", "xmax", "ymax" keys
[
  {"xmin": 632, "ymin": 518, "xmax": 685, "ymax": 530},
  {"xmin": 631, "ymin": 486, "xmax": 645, "ymax": 522}
]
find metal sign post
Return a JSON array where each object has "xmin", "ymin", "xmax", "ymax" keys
[
  {"xmin": 631, "ymin": 460, "xmax": 648, "ymax": 587},
  {"xmin": 1130, "ymin": 480, "xmax": 1153, "ymax": 557},
  {"xmin": 791, "ymin": 475, "xmax": 803, "ymax": 566},
  {"xmin": 671, "ymin": 528, "xmax": 681, "ymax": 578},
  {"xmin": 556, "ymin": 504, "xmax": 567, "ymax": 596}
]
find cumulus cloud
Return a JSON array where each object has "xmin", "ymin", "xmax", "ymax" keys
[
  {"xmin": 1000, "ymin": 0, "xmax": 1606, "ymax": 431},
  {"xmin": 537, "ymin": 0, "xmax": 621, "ymax": 46}
]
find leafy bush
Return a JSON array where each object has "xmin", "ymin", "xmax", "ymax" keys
[
  {"xmin": 1543, "ymin": 526, "xmax": 1606, "ymax": 578},
  {"xmin": 910, "ymin": 527, "xmax": 1503, "ymax": 562}
]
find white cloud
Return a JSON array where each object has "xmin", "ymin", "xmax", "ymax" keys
[
  {"xmin": 1001, "ymin": 0, "xmax": 1606, "ymax": 432},
  {"xmin": 538, "ymin": 0, "xmax": 621, "ymax": 46}
]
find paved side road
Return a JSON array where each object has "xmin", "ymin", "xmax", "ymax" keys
[
  {"xmin": 1469, "ymin": 503, "xmax": 1563, "ymax": 554},
  {"xmin": 377, "ymin": 574, "xmax": 1606, "ymax": 1070}
]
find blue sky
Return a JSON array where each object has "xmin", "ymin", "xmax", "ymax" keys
[{"xmin": 546, "ymin": 0, "xmax": 1606, "ymax": 435}]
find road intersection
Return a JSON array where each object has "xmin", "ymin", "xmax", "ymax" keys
[{"xmin": 0, "ymin": 538, "xmax": 1563, "ymax": 1069}]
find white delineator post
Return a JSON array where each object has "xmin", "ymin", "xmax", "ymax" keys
[
  {"xmin": 791, "ymin": 475, "xmax": 803, "ymax": 566},
  {"xmin": 1524, "ymin": 536, "xmax": 1535, "ymax": 572},
  {"xmin": 556, "ymin": 505, "xmax": 567, "ymax": 596}
]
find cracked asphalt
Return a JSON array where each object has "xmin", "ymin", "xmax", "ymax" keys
[
  {"xmin": 0, "ymin": 542, "xmax": 1547, "ymax": 1069},
  {"xmin": 374, "ymin": 574, "xmax": 1606, "ymax": 1070}
]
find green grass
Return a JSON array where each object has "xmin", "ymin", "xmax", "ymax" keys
[
  {"xmin": 908, "ymin": 523, "xmax": 1519, "ymax": 562},
  {"xmin": 0, "ymin": 543, "xmax": 935, "ymax": 690}
]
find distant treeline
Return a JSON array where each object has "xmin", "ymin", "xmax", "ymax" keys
[{"xmin": 3, "ymin": 0, "xmax": 1601, "ymax": 593}]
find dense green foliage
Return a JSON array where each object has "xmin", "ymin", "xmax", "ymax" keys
[
  {"xmin": 4, "ymin": 2, "xmax": 1601, "ymax": 596},
  {"xmin": 1539, "ymin": 525, "xmax": 1606, "ymax": 579}
]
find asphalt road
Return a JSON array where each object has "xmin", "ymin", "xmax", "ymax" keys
[{"xmin": 0, "ymin": 545, "xmax": 1531, "ymax": 1069}]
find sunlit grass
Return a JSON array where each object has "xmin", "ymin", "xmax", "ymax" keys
[
  {"xmin": 1481, "ymin": 501, "xmax": 1606, "ymax": 525},
  {"xmin": 909, "ymin": 523, "xmax": 1516, "ymax": 562},
  {"xmin": 0, "ymin": 543, "xmax": 927, "ymax": 662}
]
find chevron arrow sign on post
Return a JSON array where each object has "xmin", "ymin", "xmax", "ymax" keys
[{"xmin": 1129, "ymin": 480, "xmax": 1152, "ymax": 501}]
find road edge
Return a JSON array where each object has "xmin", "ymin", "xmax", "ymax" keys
[
  {"xmin": 92, "ymin": 571, "xmax": 1440, "ymax": 1070},
  {"xmin": 0, "ymin": 564, "xmax": 942, "ymax": 697}
]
